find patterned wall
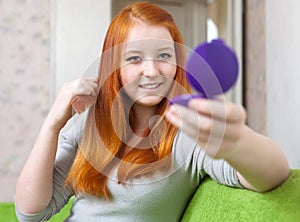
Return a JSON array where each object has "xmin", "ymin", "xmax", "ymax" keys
[{"xmin": 0, "ymin": 0, "xmax": 51, "ymax": 202}]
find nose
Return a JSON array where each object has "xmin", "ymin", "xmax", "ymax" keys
[{"xmin": 142, "ymin": 58, "xmax": 159, "ymax": 77}]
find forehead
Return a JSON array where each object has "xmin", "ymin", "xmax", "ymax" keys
[
  {"xmin": 123, "ymin": 22, "xmax": 174, "ymax": 51},
  {"xmin": 126, "ymin": 22, "xmax": 173, "ymax": 41}
]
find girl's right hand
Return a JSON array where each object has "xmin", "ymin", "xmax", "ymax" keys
[{"xmin": 46, "ymin": 77, "xmax": 98, "ymax": 132}]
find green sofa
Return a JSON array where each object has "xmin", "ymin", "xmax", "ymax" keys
[{"xmin": 1, "ymin": 169, "xmax": 299, "ymax": 222}]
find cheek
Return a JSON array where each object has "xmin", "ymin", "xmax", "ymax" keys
[
  {"xmin": 162, "ymin": 63, "xmax": 177, "ymax": 80},
  {"xmin": 120, "ymin": 67, "xmax": 135, "ymax": 87}
]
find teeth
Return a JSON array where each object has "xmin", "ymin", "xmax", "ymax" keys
[{"xmin": 140, "ymin": 83, "xmax": 160, "ymax": 89}]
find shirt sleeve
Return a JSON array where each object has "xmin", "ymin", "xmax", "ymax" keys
[
  {"xmin": 190, "ymin": 144, "xmax": 244, "ymax": 188},
  {"xmin": 15, "ymin": 114, "xmax": 87, "ymax": 222},
  {"xmin": 201, "ymin": 154, "xmax": 244, "ymax": 188},
  {"xmin": 175, "ymin": 130, "xmax": 244, "ymax": 188}
]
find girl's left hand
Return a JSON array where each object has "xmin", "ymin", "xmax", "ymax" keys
[{"xmin": 165, "ymin": 96, "xmax": 247, "ymax": 160}]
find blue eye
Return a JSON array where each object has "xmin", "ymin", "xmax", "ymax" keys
[
  {"xmin": 158, "ymin": 53, "xmax": 172, "ymax": 61},
  {"xmin": 126, "ymin": 56, "xmax": 142, "ymax": 64}
]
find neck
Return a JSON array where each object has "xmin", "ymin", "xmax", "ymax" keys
[{"xmin": 131, "ymin": 103, "xmax": 158, "ymax": 136}]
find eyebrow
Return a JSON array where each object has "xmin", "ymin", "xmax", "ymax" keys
[
  {"xmin": 124, "ymin": 46, "xmax": 175, "ymax": 54},
  {"xmin": 124, "ymin": 49, "xmax": 143, "ymax": 54},
  {"xmin": 157, "ymin": 46, "xmax": 175, "ymax": 52}
]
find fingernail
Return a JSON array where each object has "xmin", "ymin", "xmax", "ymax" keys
[
  {"xmin": 166, "ymin": 105, "xmax": 178, "ymax": 118},
  {"xmin": 168, "ymin": 105, "xmax": 176, "ymax": 113},
  {"xmin": 189, "ymin": 99, "xmax": 201, "ymax": 109}
]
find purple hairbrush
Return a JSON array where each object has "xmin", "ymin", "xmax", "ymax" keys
[{"xmin": 170, "ymin": 39, "xmax": 239, "ymax": 106}]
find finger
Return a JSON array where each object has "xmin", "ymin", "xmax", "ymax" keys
[
  {"xmin": 79, "ymin": 77, "xmax": 99, "ymax": 88},
  {"xmin": 188, "ymin": 98, "xmax": 246, "ymax": 123},
  {"xmin": 77, "ymin": 84, "xmax": 98, "ymax": 97},
  {"xmin": 197, "ymin": 133, "xmax": 227, "ymax": 159},
  {"xmin": 76, "ymin": 78, "xmax": 99, "ymax": 96},
  {"xmin": 165, "ymin": 105, "xmax": 227, "ymax": 144},
  {"xmin": 166, "ymin": 105, "xmax": 211, "ymax": 133},
  {"xmin": 71, "ymin": 94, "xmax": 96, "ymax": 114},
  {"xmin": 170, "ymin": 104, "xmax": 229, "ymax": 136},
  {"xmin": 169, "ymin": 103, "xmax": 236, "ymax": 137},
  {"xmin": 165, "ymin": 105, "xmax": 200, "ymax": 140},
  {"xmin": 75, "ymin": 87, "xmax": 94, "ymax": 96},
  {"xmin": 188, "ymin": 97, "xmax": 225, "ymax": 118},
  {"xmin": 79, "ymin": 76, "xmax": 98, "ymax": 83},
  {"xmin": 165, "ymin": 107, "xmax": 224, "ymax": 157},
  {"xmin": 165, "ymin": 105, "xmax": 238, "ymax": 159},
  {"xmin": 65, "ymin": 77, "xmax": 98, "ymax": 90}
]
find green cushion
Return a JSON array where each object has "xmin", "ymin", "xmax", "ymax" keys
[
  {"xmin": 1, "ymin": 170, "xmax": 299, "ymax": 221},
  {"xmin": 0, "ymin": 202, "xmax": 18, "ymax": 222},
  {"xmin": 0, "ymin": 198, "xmax": 73, "ymax": 222},
  {"xmin": 182, "ymin": 169, "xmax": 300, "ymax": 222}
]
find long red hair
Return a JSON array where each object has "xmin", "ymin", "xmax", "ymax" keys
[{"xmin": 65, "ymin": 2, "xmax": 191, "ymax": 199}]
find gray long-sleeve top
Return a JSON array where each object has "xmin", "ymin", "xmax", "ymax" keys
[{"xmin": 15, "ymin": 113, "xmax": 243, "ymax": 222}]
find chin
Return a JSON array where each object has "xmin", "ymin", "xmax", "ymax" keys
[{"xmin": 136, "ymin": 95, "xmax": 165, "ymax": 107}]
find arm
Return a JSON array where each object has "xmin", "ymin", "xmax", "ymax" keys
[
  {"xmin": 15, "ymin": 77, "xmax": 98, "ymax": 214},
  {"xmin": 227, "ymin": 126, "xmax": 289, "ymax": 192},
  {"xmin": 165, "ymin": 97, "xmax": 289, "ymax": 192}
]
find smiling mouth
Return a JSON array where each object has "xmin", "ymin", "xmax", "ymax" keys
[{"xmin": 139, "ymin": 83, "xmax": 162, "ymax": 89}]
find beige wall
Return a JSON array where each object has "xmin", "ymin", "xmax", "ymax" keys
[
  {"xmin": 0, "ymin": 0, "xmax": 111, "ymax": 202},
  {"xmin": 243, "ymin": 0, "xmax": 267, "ymax": 135},
  {"xmin": 53, "ymin": 0, "xmax": 111, "ymax": 95},
  {"xmin": 0, "ymin": 0, "xmax": 51, "ymax": 202},
  {"xmin": 266, "ymin": 0, "xmax": 300, "ymax": 168},
  {"xmin": 243, "ymin": 0, "xmax": 300, "ymax": 169}
]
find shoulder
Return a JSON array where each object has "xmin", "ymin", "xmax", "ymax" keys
[
  {"xmin": 173, "ymin": 130, "xmax": 198, "ymax": 148},
  {"xmin": 173, "ymin": 130, "xmax": 200, "ymax": 155},
  {"xmin": 54, "ymin": 111, "xmax": 89, "ymax": 169},
  {"xmin": 172, "ymin": 130, "xmax": 205, "ymax": 166},
  {"xmin": 59, "ymin": 111, "xmax": 89, "ymax": 146}
]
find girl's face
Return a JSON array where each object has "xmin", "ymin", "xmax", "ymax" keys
[{"xmin": 120, "ymin": 22, "xmax": 177, "ymax": 107}]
